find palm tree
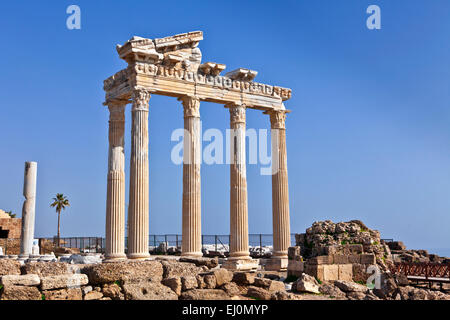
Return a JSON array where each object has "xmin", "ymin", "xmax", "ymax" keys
[
  {"xmin": 50, "ymin": 193, "xmax": 70, "ymax": 247},
  {"xmin": 5, "ymin": 211, "xmax": 16, "ymax": 218}
]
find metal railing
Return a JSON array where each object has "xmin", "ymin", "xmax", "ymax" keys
[{"xmin": 1, "ymin": 234, "xmax": 296, "ymax": 256}]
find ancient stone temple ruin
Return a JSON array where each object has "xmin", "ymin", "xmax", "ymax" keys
[{"xmin": 102, "ymin": 31, "xmax": 292, "ymax": 270}]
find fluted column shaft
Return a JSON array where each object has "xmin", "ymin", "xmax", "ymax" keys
[
  {"xmin": 228, "ymin": 104, "xmax": 250, "ymax": 260},
  {"xmin": 128, "ymin": 89, "xmax": 151, "ymax": 259},
  {"xmin": 269, "ymin": 110, "xmax": 291, "ymax": 259},
  {"xmin": 179, "ymin": 95, "xmax": 202, "ymax": 257},
  {"xmin": 105, "ymin": 101, "xmax": 127, "ymax": 260}
]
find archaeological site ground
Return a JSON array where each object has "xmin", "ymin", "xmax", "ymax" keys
[{"xmin": 0, "ymin": 1, "xmax": 449, "ymax": 316}]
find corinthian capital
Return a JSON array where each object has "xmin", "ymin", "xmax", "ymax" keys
[
  {"xmin": 267, "ymin": 110, "xmax": 288, "ymax": 129},
  {"xmin": 132, "ymin": 88, "xmax": 151, "ymax": 111},
  {"xmin": 178, "ymin": 95, "xmax": 200, "ymax": 118},
  {"xmin": 226, "ymin": 103, "xmax": 246, "ymax": 124}
]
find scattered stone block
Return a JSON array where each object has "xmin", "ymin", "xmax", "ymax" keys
[
  {"xmin": 254, "ymin": 278, "xmax": 285, "ymax": 292},
  {"xmin": 203, "ymin": 274, "xmax": 217, "ymax": 289},
  {"xmin": 181, "ymin": 275, "xmax": 198, "ymax": 291},
  {"xmin": 232, "ymin": 272, "xmax": 255, "ymax": 286},
  {"xmin": 160, "ymin": 260, "xmax": 203, "ymax": 279},
  {"xmin": 247, "ymin": 286, "xmax": 271, "ymax": 300},
  {"xmin": 0, "ymin": 274, "xmax": 40, "ymax": 286},
  {"xmin": 123, "ymin": 281, "xmax": 178, "ymax": 300},
  {"xmin": 162, "ymin": 277, "xmax": 182, "ymax": 295},
  {"xmin": 319, "ymin": 283, "xmax": 346, "ymax": 298},
  {"xmin": 84, "ymin": 291, "xmax": 104, "ymax": 300},
  {"xmin": 40, "ymin": 274, "xmax": 88, "ymax": 290},
  {"xmin": 180, "ymin": 289, "xmax": 231, "ymax": 300},
  {"xmin": 82, "ymin": 260, "xmax": 163, "ymax": 285},
  {"xmin": 293, "ymin": 273, "xmax": 320, "ymax": 294},
  {"xmin": 211, "ymin": 268, "xmax": 233, "ymax": 287},
  {"xmin": 21, "ymin": 262, "xmax": 70, "ymax": 277},
  {"xmin": 42, "ymin": 288, "xmax": 82, "ymax": 300},
  {"xmin": 102, "ymin": 283, "xmax": 122, "ymax": 299},
  {"xmin": 0, "ymin": 259, "xmax": 21, "ymax": 276},
  {"xmin": 334, "ymin": 280, "xmax": 368, "ymax": 293},
  {"xmin": 0, "ymin": 285, "xmax": 41, "ymax": 300}
]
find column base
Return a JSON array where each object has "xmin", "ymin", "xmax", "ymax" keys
[
  {"xmin": 103, "ymin": 253, "xmax": 127, "ymax": 263},
  {"xmin": 265, "ymin": 257, "xmax": 288, "ymax": 271},
  {"xmin": 223, "ymin": 258, "xmax": 259, "ymax": 271},
  {"xmin": 127, "ymin": 253, "xmax": 151, "ymax": 260},
  {"xmin": 181, "ymin": 252, "xmax": 203, "ymax": 258}
]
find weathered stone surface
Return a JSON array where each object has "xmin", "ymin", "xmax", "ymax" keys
[
  {"xmin": 211, "ymin": 268, "xmax": 233, "ymax": 287},
  {"xmin": 293, "ymin": 273, "xmax": 320, "ymax": 294},
  {"xmin": 287, "ymin": 260, "xmax": 304, "ymax": 277},
  {"xmin": 203, "ymin": 274, "xmax": 217, "ymax": 289},
  {"xmin": 247, "ymin": 286, "xmax": 271, "ymax": 300},
  {"xmin": 253, "ymin": 278, "xmax": 285, "ymax": 293},
  {"xmin": 322, "ymin": 264, "xmax": 339, "ymax": 281},
  {"xmin": 84, "ymin": 291, "xmax": 104, "ymax": 300},
  {"xmin": 338, "ymin": 264, "xmax": 353, "ymax": 281},
  {"xmin": 83, "ymin": 261, "xmax": 163, "ymax": 285},
  {"xmin": 308, "ymin": 255, "xmax": 333, "ymax": 265},
  {"xmin": 180, "ymin": 289, "xmax": 231, "ymax": 300},
  {"xmin": 21, "ymin": 262, "xmax": 70, "ymax": 277},
  {"xmin": 40, "ymin": 274, "xmax": 88, "ymax": 290},
  {"xmin": 162, "ymin": 277, "xmax": 182, "ymax": 296},
  {"xmin": 319, "ymin": 283, "xmax": 346, "ymax": 298},
  {"xmin": 360, "ymin": 254, "xmax": 376, "ymax": 265},
  {"xmin": 181, "ymin": 275, "xmax": 198, "ymax": 291},
  {"xmin": 102, "ymin": 283, "xmax": 123, "ymax": 300},
  {"xmin": 1, "ymin": 285, "xmax": 41, "ymax": 300},
  {"xmin": 0, "ymin": 274, "xmax": 40, "ymax": 286},
  {"xmin": 161, "ymin": 260, "xmax": 203, "ymax": 279},
  {"xmin": 373, "ymin": 273, "xmax": 397, "ymax": 299},
  {"xmin": 221, "ymin": 282, "xmax": 242, "ymax": 297},
  {"xmin": 123, "ymin": 281, "xmax": 178, "ymax": 300},
  {"xmin": 232, "ymin": 272, "xmax": 255, "ymax": 286},
  {"xmin": 179, "ymin": 256, "xmax": 218, "ymax": 269},
  {"xmin": 334, "ymin": 280, "xmax": 368, "ymax": 293},
  {"xmin": 352, "ymin": 263, "xmax": 370, "ymax": 283},
  {"xmin": 347, "ymin": 291, "xmax": 367, "ymax": 300},
  {"xmin": 42, "ymin": 288, "xmax": 82, "ymax": 300},
  {"xmin": 0, "ymin": 259, "xmax": 21, "ymax": 276},
  {"xmin": 271, "ymin": 291, "xmax": 298, "ymax": 300},
  {"xmin": 82, "ymin": 286, "xmax": 93, "ymax": 295}
]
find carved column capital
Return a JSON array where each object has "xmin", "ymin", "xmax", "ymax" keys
[
  {"xmin": 178, "ymin": 95, "xmax": 200, "ymax": 118},
  {"xmin": 131, "ymin": 88, "xmax": 151, "ymax": 111},
  {"xmin": 226, "ymin": 103, "xmax": 246, "ymax": 124},
  {"xmin": 267, "ymin": 110, "xmax": 288, "ymax": 130}
]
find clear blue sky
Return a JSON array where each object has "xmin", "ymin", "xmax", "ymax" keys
[{"xmin": 1, "ymin": 1, "xmax": 449, "ymax": 256}]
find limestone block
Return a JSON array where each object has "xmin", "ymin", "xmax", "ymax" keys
[
  {"xmin": 265, "ymin": 258, "xmax": 288, "ymax": 271},
  {"xmin": 334, "ymin": 280, "xmax": 368, "ymax": 293},
  {"xmin": 288, "ymin": 246, "xmax": 301, "ymax": 260},
  {"xmin": 0, "ymin": 259, "xmax": 21, "ymax": 276},
  {"xmin": 21, "ymin": 262, "xmax": 70, "ymax": 277},
  {"xmin": 83, "ymin": 261, "xmax": 163, "ymax": 285},
  {"xmin": 352, "ymin": 264, "xmax": 370, "ymax": 283},
  {"xmin": 346, "ymin": 244, "xmax": 363, "ymax": 254},
  {"xmin": 254, "ymin": 278, "xmax": 285, "ymax": 293},
  {"xmin": 180, "ymin": 289, "xmax": 231, "ymax": 300},
  {"xmin": 287, "ymin": 260, "xmax": 304, "ymax": 277},
  {"xmin": 203, "ymin": 274, "xmax": 217, "ymax": 289},
  {"xmin": 308, "ymin": 255, "xmax": 333, "ymax": 265},
  {"xmin": 1, "ymin": 285, "xmax": 41, "ymax": 300},
  {"xmin": 221, "ymin": 282, "xmax": 242, "ymax": 297},
  {"xmin": 123, "ymin": 281, "xmax": 178, "ymax": 300},
  {"xmin": 0, "ymin": 274, "xmax": 40, "ymax": 286},
  {"xmin": 338, "ymin": 264, "xmax": 353, "ymax": 281},
  {"xmin": 42, "ymin": 288, "xmax": 82, "ymax": 300},
  {"xmin": 211, "ymin": 268, "xmax": 233, "ymax": 287},
  {"xmin": 40, "ymin": 274, "xmax": 88, "ymax": 290},
  {"xmin": 102, "ymin": 283, "xmax": 123, "ymax": 300},
  {"xmin": 181, "ymin": 275, "xmax": 198, "ymax": 291},
  {"xmin": 348, "ymin": 254, "xmax": 361, "ymax": 264},
  {"xmin": 360, "ymin": 254, "xmax": 376, "ymax": 265},
  {"xmin": 304, "ymin": 264, "xmax": 324, "ymax": 281},
  {"xmin": 84, "ymin": 291, "xmax": 104, "ymax": 300},
  {"xmin": 232, "ymin": 272, "xmax": 255, "ymax": 286},
  {"xmin": 322, "ymin": 264, "xmax": 339, "ymax": 281},
  {"xmin": 160, "ymin": 260, "xmax": 203, "ymax": 279},
  {"xmin": 246, "ymin": 286, "xmax": 271, "ymax": 300},
  {"xmin": 178, "ymin": 256, "xmax": 218, "ymax": 269},
  {"xmin": 293, "ymin": 273, "xmax": 320, "ymax": 294},
  {"xmin": 162, "ymin": 277, "xmax": 182, "ymax": 296},
  {"xmin": 333, "ymin": 254, "xmax": 349, "ymax": 264}
]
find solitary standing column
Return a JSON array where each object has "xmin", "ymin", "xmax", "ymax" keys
[
  {"xmin": 179, "ymin": 95, "xmax": 202, "ymax": 257},
  {"xmin": 223, "ymin": 104, "xmax": 258, "ymax": 270},
  {"xmin": 128, "ymin": 88, "xmax": 151, "ymax": 259},
  {"xmin": 105, "ymin": 100, "xmax": 127, "ymax": 261},
  {"xmin": 266, "ymin": 109, "xmax": 291, "ymax": 271},
  {"xmin": 20, "ymin": 161, "xmax": 37, "ymax": 259}
]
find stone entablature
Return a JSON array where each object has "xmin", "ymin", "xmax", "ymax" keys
[{"xmin": 104, "ymin": 31, "xmax": 291, "ymax": 110}]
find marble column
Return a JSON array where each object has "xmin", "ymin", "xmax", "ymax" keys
[
  {"xmin": 227, "ymin": 104, "xmax": 250, "ymax": 261},
  {"xmin": 19, "ymin": 161, "xmax": 37, "ymax": 259},
  {"xmin": 105, "ymin": 100, "xmax": 127, "ymax": 261},
  {"xmin": 179, "ymin": 95, "xmax": 202, "ymax": 257},
  {"xmin": 267, "ymin": 110, "xmax": 291, "ymax": 270},
  {"xmin": 127, "ymin": 88, "xmax": 151, "ymax": 259}
]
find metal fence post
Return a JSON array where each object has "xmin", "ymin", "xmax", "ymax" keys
[
  {"xmin": 259, "ymin": 234, "xmax": 262, "ymax": 256},
  {"xmin": 215, "ymin": 235, "xmax": 217, "ymax": 252}
]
